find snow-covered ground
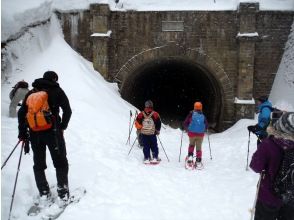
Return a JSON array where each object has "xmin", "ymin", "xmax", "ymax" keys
[{"xmin": 1, "ymin": 1, "xmax": 294, "ymax": 220}]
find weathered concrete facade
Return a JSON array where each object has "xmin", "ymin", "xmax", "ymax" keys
[{"xmin": 56, "ymin": 3, "xmax": 293, "ymax": 130}]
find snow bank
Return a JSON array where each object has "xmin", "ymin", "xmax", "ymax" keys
[{"xmin": 270, "ymin": 21, "xmax": 294, "ymax": 111}]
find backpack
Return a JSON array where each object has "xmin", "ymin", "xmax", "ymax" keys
[
  {"xmin": 273, "ymin": 147, "xmax": 294, "ymax": 206},
  {"xmin": 188, "ymin": 111, "xmax": 205, "ymax": 133},
  {"xmin": 9, "ymin": 81, "xmax": 29, "ymax": 100},
  {"xmin": 141, "ymin": 111, "xmax": 155, "ymax": 135},
  {"xmin": 26, "ymin": 90, "xmax": 53, "ymax": 131}
]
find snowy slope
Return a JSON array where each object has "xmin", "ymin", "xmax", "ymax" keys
[
  {"xmin": 269, "ymin": 22, "xmax": 294, "ymax": 111},
  {"xmin": 1, "ymin": 13, "xmax": 263, "ymax": 220}
]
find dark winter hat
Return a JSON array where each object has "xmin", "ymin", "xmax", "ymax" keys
[
  {"xmin": 43, "ymin": 71, "xmax": 58, "ymax": 82},
  {"xmin": 257, "ymin": 96, "xmax": 268, "ymax": 103},
  {"xmin": 145, "ymin": 100, "xmax": 153, "ymax": 108},
  {"xmin": 267, "ymin": 112, "xmax": 294, "ymax": 141}
]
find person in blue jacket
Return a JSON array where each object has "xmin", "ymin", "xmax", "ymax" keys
[{"xmin": 248, "ymin": 96, "xmax": 272, "ymax": 144}]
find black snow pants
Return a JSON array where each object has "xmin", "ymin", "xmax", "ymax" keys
[{"xmin": 30, "ymin": 129, "xmax": 69, "ymax": 198}]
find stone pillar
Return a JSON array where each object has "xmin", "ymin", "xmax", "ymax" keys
[
  {"xmin": 235, "ymin": 2, "xmax": 260, "ymax": 120},
  {"xmin": 90, "ymin": 4, "xmax": 111, "ymax": 79}
]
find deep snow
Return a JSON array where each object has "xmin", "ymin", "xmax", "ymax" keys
[{"xmin": 1, "ymin": 1, "xmax": 294, "ymax": 220}]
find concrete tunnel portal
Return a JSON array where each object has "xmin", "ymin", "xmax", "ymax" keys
[{"xmin": 120, "ymin": 59, "xmax": 223, "ymax": 130}]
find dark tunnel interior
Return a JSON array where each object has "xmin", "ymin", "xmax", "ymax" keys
[{"xmin": 120, "ymin": 59, "xmax": 222, "ymax": 129}]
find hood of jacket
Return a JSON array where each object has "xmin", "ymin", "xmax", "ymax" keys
[
  {"xmin": 258, "ymin": 100, "xmax": 272, "ymax": 112},
  {"xmin": 269, "ymin": 135, "xmax": 294, "ymax": 150},
  {"xmin": 32, "ymin": 78, "xmax": 60, "ymax": 90}
]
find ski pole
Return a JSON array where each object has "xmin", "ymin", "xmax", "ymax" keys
[
  {"xmin": 127, "ymin": 136, "xmax": 138, "ymax": 156},
  {"xmin": 8, "ymin": 141, "xmax": 24, "ymax": 220},
  {"xmin": 127, "ymin": 110, "xmax": 132, "ymax": 145},
  {"xmin": 157, "ymin": 136, "xmax": 170, "ymax": 162},
  {"xmin": 178, "ymin": 130, "xmax": 184, "ymax": 162},
  {"xmin": 246, "ymin": 131, "xmax": 251, "ymax": 171},
  {"xmin": 126, "ymin": 110, "xmax": 138, "ymax": 145},
  {"xmin": 1, "ymin": 140, "xmax": 21, "ymax": 170},
  {"xmin": 207, "ymin": 130, "xmax": 212, "ymax": 160},
  {"xmin": 249, "ymin": 172, "xmax": 264, "ymax": 220}
]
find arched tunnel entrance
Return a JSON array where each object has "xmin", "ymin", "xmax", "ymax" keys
[{"xmin": 120, "ymin": 58, "xmax": 223, "ymax": 130}]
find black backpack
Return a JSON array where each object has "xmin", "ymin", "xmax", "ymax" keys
[{"xmin": 273, "ymin": 147, "xmax": 294, "ymax": 206}]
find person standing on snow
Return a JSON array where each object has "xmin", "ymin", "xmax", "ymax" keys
[
  {"xmin": 135, "ymin": 100, "xmax": 161, "ymax": 164},
  {"xmin": 247, "ymin": 96, "xmax": 272, "ymax": 144},
  {"xmin": 18, "ymin": 71, "xmax": 72, "ymax": 206},
  {"xmin": 250, "ymin": 112, "xmax": 294, "ymax": 220},
  {"xmin": 9, "ymin": 80, "xmax": 29, "ymax": 118},
  {"xmin": 183, "ymin": 102, "xmax": 208, "ymax": 166}
]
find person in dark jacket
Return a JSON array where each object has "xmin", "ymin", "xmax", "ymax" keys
[
  {"xmin": 183, "ymin": 102, "xmax": 208, "ymax": 165},
  {"xmin": 18, "ymin": 71, "xmax": 72, "ymax": 205},
  {"xmin": 135, "ymin": 100, "xmax": 161, "ymax": 164},
  {"xmin": 248, "ymin": 96, "xmax": 273, "ymax": 144},
  {"xmin": 250, "ymin": 112, "xmax": 294, "ymax": 220}
]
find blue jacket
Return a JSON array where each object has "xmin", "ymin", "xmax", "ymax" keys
[
  {"xmin": 256, "ymin": 100, "xmax": 272, "ymax": 138},
  {"xmin": 258, "ymin": 100, "xmax": 272, "ymax": 129}
]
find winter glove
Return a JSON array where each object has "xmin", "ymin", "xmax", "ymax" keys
[
  {"xmin": 18, "ymin": 130, "xmax": 29, "ymax": 142},
  {"xmin": 24, "ymin": 139, "xmax": 30, "ymax": 155},
  {"xmin": 247, "ymin": 125, "xmax": 258, "ymax": 133}
]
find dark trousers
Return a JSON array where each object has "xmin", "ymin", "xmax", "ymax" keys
[
  {"xmin": 30, "ymin": 129, "xmax": 68, "ymax": 197},
  {"xmin": 254, "ymin": 201, "xmax": 294, "ymax": 220},
  {"xmin": 141, "ymin": 134, "xmax": 158, "ymax": 159}
]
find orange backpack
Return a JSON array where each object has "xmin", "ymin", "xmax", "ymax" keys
[{"xmin": 26, "ymin": 91, "xmax": 53, "ymax": 131}]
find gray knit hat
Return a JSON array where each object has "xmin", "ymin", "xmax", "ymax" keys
[
  {"xmin": 145, "ymin": 100, "xmax": 153, "ymax": 108},
  {"xmin": 267, "ymin": 112, "xmax": 294, "ymax": 141}
]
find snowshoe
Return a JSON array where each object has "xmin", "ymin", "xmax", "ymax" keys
[
  {"xmin": 195, "ymin": 158, "xmax": 204, "ymax": 170},
  {"xmin": 185, "ymin": 156, "xmax": 195, "ymax": 170},
  {"xmin": 41, "ymin": 187, "xmax": 86, "ymax": 220},
  {"xmin": 150, "ymin": 157, "xmax": 161, "ymax": 165}
]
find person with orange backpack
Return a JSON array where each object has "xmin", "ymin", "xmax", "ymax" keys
[
  {"xmin": 183, "ymin": 101, "xmax": 208, "ymax": 169},
  {"xmin": 135, "ymin": 100, "xmax": 161, "ymax": 164},
  {"xmin": 18, "ymin": 71, "xmax": 72, "ymax": 207}
]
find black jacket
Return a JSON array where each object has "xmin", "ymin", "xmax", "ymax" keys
[{"xmin": 18, "ymin": 78, "xmax": 72, "ymax": 136}]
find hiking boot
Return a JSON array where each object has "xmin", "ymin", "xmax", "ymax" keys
[
  {"xmin": 57, "ymin": 184, "xmax": 69, "ymax": 200},
  {"xmin": 150, "ymin": 157, "xmax": 160, "ymax": 164},
  {"xmin": 196, "ymin": 158, "xmax": 202, "ymax": 163},
  {"xmin": 187, "ymin": 156, "xmax": 193, "ymax": 163},
  {"xmin": 56, "ymin": 194, "xmax": 69, "ymax": 208},
  {"xmin": 39, "ymin": 192, "xmax": 52, "ymax": 207}
]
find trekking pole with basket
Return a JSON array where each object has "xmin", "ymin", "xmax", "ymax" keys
[
  {"xmin": 207, "ymin": 130, "xmax": 212, "ymax": 160},
  {"xmin": 126, "ymin": 110, "xmax": 132, "ymax": 145},
  {"xmin": 8, "ymin": 141, "xmax": 25, "ymax": 220},
  {"xmin": 126, "ymin": 110, "xmax": 138, "ymax": 145},
  {"xmin": 178, "ymin": 130, "xmax": 184, "ymax": 162},
  {"xmin": 127, "ymin": 136, "xmax": 138, "ymax": 156},
  {"xmin": 246, "ymin": 131, "xmax": 251, "ymax": 171},
  {"xmin": 1, "ymin": 140, "xmax": 21, "ymax": 170},
  {"xmin": 157, "ymin": 136, "xmax": 170, "ymax": 162},
  {"xmin": 249, "ymin": 172, "xmax": 264, "ymax": 220}
]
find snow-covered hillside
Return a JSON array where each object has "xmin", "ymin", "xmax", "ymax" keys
[
  {"xmin": 270, "ymin": 22, "xmax": 294, "ymax": 111},
  {"xmin": 1, "ymin": 1, "xmax": 294, "ymax": 220}
]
